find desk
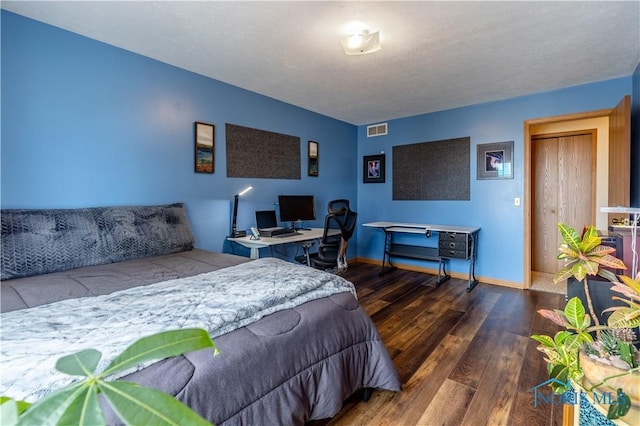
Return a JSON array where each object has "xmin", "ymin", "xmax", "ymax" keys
[
  {"xmin": 363, "ymin": 221, "xmax": 481, "ymax": 292},
  {"xmin": 228, "ymin": 228, "xmax": 329, "ymax": 266}
]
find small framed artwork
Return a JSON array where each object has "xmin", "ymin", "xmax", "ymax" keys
[
  {"xmin": 308, "ymin": 141, "xmax": 319, "ymax": 176},
  {"xmin": 477, "ymin": 141, "xmax": 513, "ymax": 179},
  {"xmin": 194, "ymin": 121, "xmax": 214, "ymax": 174},
  {"xmin": 363, "ymin": 154, "xmax": 386, "ymax": 183}
]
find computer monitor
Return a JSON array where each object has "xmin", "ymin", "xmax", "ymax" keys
[
  {"xmin": 255, "ymin": 210, "xmax": 279, "ymax": 230},
  {"xmin": 278, "ymin": 195, "xmax": 316, "ymax": 224}
]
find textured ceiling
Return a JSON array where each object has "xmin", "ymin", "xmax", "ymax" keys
[{"xmin": 3, "ymin": 1, "xmax": 639, "ymax": 125}]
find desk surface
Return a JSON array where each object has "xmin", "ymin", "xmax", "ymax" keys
[
  {"xmin": 363, "ymin": 221, "xmax": 480, "ymax": 234},
  {"xmin": 228, "ymin": 228, "xmax": 326, "ymax": 248},
  {"xmin": 228, "ymin": 228, "xmax": 333, "ymax": 262}
]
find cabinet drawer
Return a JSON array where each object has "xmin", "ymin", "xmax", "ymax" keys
[
  {"xmin": 438, "ymin": 248, "xmax": 468, "ymax": 259},
  {"xmin": 439, "ymin": 240, "xmax": 468, "ymax": 251},
  {"xmin": 439, "ymin": 232, "xmax": 468, "ymax": 242},
  {"xmin": 438, "ymin": 232, "xmax": 470, "ymax": 259}
]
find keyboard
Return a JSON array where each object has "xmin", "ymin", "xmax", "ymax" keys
[{"xmin": 271, "ymin": 230, "xmax": 301, "ymax": 238}]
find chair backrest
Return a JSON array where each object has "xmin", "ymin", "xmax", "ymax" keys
[
  {"xmin": 328, "ymin": 199, "xmax": 350, "ymax": 215},
  {"xmin": 315, "ymin": 204, "xmax": 357, "ymax": 272},
  {"xmin": 321, "ymin": 204, "xmax": 356, "ymax": 242}
]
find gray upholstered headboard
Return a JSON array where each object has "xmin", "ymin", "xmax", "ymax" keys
[{"xmin": 1, "ymin": 203, "xmax": 195, "ymax": 280}]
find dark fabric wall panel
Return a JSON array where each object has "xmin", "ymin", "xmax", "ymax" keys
[
  {"xmin": 226, "ymin": 123, "xmax": 301, "ymax": 179},
  {"xmin": 393, "ymin": 137, "xmax": 470, "ymax": 200}
]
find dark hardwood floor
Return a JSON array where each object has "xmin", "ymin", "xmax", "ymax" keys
[{"xmin": 325, "ymin": 262, "xmax": 566, "ymax": 426}]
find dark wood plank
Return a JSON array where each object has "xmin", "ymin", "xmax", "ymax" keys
[
  {"xmin": 325, "ymin": 262, "xmax": 564, "ymax": 426},
  {"xmin": 393, "ymin": 308, "xmax": 466, "ymax": 382}
]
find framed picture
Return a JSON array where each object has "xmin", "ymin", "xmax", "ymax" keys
[
  {"xmin": 363, "ymin": 154, "xmax": 386, "ymax": 183},
  {"xmin": 308, "ymin": 141, "xmax": 318, "ymax": 176},
  {"xmin": 477, "ymin": 141, "xmax": 513, "ymax": 179},
  {"xmin": 194, "ymin": 121, "xmax": 214, "ymax": 174}
]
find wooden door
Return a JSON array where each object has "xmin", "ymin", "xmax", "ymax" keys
[
  {"xmin": 524, "ymin": 96, "xmax": 631, "ymax": 289},
  {"xmin": 607, "ymin": 96, "xmax": 631, "ymax": 225},
  {"xmin": 532, "ymin": 132, "xmax": 595, "ymax": 274}
]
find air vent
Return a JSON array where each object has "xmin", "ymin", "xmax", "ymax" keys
[{"xmin": 367, "ymin": 123, "xmax": 388, "ymax": 137}]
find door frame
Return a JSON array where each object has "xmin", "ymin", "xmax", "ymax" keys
[
  {"xmin": 523, "ymin": 109, "xmax": 611, "ymax": 289},
  {"xmin": 530, "ymin": 129, "xmax": 598, "ymax": 275}
]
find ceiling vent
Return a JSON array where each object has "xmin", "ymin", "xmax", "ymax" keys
[{"xmin": 367, "ymin": 123, "xmax": 388, "ymax": 137}]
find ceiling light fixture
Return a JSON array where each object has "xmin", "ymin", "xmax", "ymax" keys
[{"xmin": 340, "ymin": 29, "xmax": 381, "ymax": 55}]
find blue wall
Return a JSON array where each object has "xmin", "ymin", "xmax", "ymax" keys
[
  {"xmin": 356, "ymin": 78, "xmax": 634, "ymax": 285},
  {"xmin": 0, "ymin": 11, "xmax": 357, "ymax": 259},
  {"xmin": 2, "ymin": 11, "xmax": 637, "ymax": 286}
]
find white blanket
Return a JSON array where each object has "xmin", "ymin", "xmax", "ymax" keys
[{"xmin": 0, "ymin": 258, "xmax": 356, "ymax": 401}]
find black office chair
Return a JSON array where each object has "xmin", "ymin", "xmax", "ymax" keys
[
  {"xmin": 309, "ymin": 200, "xmax": 357, "ymax": 274},
  {"xmin": 328, "ymin": 199, "xmax": 350, "ymax": 214}
]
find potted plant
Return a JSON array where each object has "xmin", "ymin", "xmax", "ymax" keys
[
  {"xmin": 531, "ymin": 224, "xmax": 639, "ymax": 423},
  {"xmin": 0, "ymin": 328, "xmax": 216, "ymax": 426}
]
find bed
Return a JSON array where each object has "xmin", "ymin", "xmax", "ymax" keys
[{"xmin": 0, "ymin": 203, "xmax": 401, "ymax": 425}]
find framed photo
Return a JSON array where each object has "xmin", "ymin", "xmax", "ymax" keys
[
  {"xmin": 363, "ymin": 154, "xmax": 386, "ymax": 183},
  {"xmin": 194, "ymin": 121, "xmax": 214, "ymax": 174},
  {"xmin": 477, "ymin": 141, "xmax": 513, "ymax": 179},
  {"xmin": 308, "ymin": 141, "xmax": 318, "ymax": 176}
]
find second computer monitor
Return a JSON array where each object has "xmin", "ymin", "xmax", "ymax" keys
[{"xmin": 278, "ymin": 195, "xmax": 316, "ymax": 224}]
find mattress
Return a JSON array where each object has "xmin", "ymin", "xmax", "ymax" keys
[{"xmin": 0, "ymin": 249, "xmax": 401, "ymax": 425}]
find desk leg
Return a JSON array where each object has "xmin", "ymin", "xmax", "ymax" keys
[
  {"xmin": 434, "ymin": 258, "xmax": 451, "ymax": 287},
  {"xmin": 378, "ymin": 229, "xmax": 397, "ymax": 276},
  {"xmin": 299, "ymin": 241, "xmax": 314, "ymax": 266},
  {"xmin": 250, "ymin": 247, "xmax": 260, "ymax": 260},
  {"xmin": 466, "ymin": 231, "xmax": 479, "ymax": 292}
]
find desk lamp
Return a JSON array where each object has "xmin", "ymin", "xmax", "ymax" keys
[{"xmin": 231, "ymin": 186, "xmax": 253, "ymax": 238}]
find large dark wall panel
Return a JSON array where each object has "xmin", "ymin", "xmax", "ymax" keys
[
  {"xmin": 226, "ymin": 123, "xmax": 301, "ymax": 179},
  {"xmin": 393, "ymin": 137, "xmax": 470, "ymax": 200}
]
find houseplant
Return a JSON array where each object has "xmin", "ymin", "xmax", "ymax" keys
[
  {"xmin": 0, "ymin": 328, "xmax": 216, "ymax": 426},
  {"xmin": 531, "ymin": 223, "xmax": 639, "ymax": 422}
]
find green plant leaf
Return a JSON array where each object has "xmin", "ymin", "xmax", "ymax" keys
[
  {"xmin": 102, "ymin": 328, "xmax": 216, "ymax": 377},
  {"xmin": 17, "ymin": 382, "xmax": 88, "ymax": 426},
  {"xmin": 570, "ymin": 263, "xmax": 588, "ymax": 282},
  {"xmin": 581, "ymin": 260, "xmax": 600, "ymax": 277},
  {"xmin": 0, "ymin": 397, "xmax": 30, "ymax": 415},
  {"xmin": 619, "ymin": 342, "xmax": 635, "ymax": 368},
  {"xmin": 558, "ymin": 223, "xmax": 581, "ymax": 252},
  {"xmin": 563, "ymin": 334, "xmax": 584, "ymax": 352},
  {"xmin": 55, "ymin": 384, "xmax": 105, "ymax": 426},
  {"xmin": 553, "ymin": 268, "xmax": 574, "ymax": 284},
  {"xmin": 618, "ymin": 274, "xmax": 640, "ymax": 295},
  {"xmin": 549, "ymin": 364, "xmax": 570, "ymax": 392},
  {"xmin": 554, "ymin": 330, "xmax": 572, "ymax": 345},
  {"xmin": 579, "ymin": 312, "xmax": 592, "ymax": 329},
  {"xmin": 56, "ymin": 349, "xmax": 102, "ymax": 377},
  {"xmin": 597, "ymin": 269, "xmax": 618, "ymax": 283},
  {"xmin": 578, "ymin": 226, "xmax": 601, "ymax": 253},
  {"xmin": 530, "ymin": 334, "xmax": 554, "ymax": 347},
  {"xmin": 595, "ymin": 253, "xmax": 627, "ymax": 270},
  {"xmin": 607, "ymin": 389, "xmax": 631, "ymax": 420},
  {"xmin": 557, "ymin": 244, "xmax": 580, "ymax": 260},
  {"xmin": 99, "ymin": 381, "xmax": 211, "ymax": 426},
  {"xmin": 536, "ymin": 309, "xmax": 567, "ymax": 327},
  {"xmin": 564, "ymin": 297, "xmax": 586, "ymax": 328},
  {"xmin": 607, "ymin": 308, "xmax": 640, "ymax": 329},
  {"xmin": 1, "ymin": 398, "xmax": 19, "ymax": 426},
  {"xmin": 610, "ymin": 283, "xmax": 640, "ymax": 302},
  {"xmin": 575, "ymin": 331, "xmax": 594, "ymax": 344},
  {"xmin": 590, "ymin": 244, "xmax": 617, "ymax": 257}
]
